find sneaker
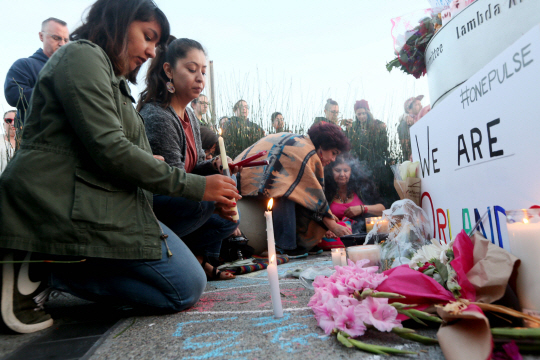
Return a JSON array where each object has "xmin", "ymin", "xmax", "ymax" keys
[
  {"xmin": 1, "ymin": 251, "xmax": 53, "ymax": 333},
  {"xmin": 276, "ymin": 247, "xmax": 308, "ymax": 259},
  {"xmin": 308, "ymin": 246, "xmax": 324, "ymax": 255}
]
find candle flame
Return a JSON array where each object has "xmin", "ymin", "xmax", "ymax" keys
[
  {"xmin": 524, "ymin": 218, "xmax": 529, "ymax": 224},
  {"xmin": 270, "ymin": 254, "xmax": 275, "ymax": 263},
  {"xmin": 219, "ymin": 128, "xmax": 222, "ymax": 136},
  {"xmin": 268, "ymin": 198, "xmax": 274, "ymax": 211}
]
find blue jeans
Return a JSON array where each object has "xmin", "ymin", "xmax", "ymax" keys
[
  {"xmin": 153, "ymin": 194, "xmax": 239, "ymax": 258},
  {"xmin": 50, "ymin": 222, "xmax": 207, "ymax": 313}
]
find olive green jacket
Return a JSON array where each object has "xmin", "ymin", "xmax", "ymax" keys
[{"xmin": 0, "ymin": 40, "xmax": 206, "ymax": 260}]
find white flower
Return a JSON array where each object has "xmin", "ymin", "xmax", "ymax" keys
[{"xmin": 409, "ymin": 239, "xmax": 453, "ymax": 270}]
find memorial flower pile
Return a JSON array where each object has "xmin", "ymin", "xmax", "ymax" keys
[
  {"xmin": 309, "ymin": 259, "xmax": 441, "ymax": 355},
  {"xmin": 386, "ymin": 14, "xmax": 440, "ymax": 79},
  {"xmin": 311, "ymin": 229, "xmax": 540, "ymax": 357}
]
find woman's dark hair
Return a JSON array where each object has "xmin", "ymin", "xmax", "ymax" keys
[
  {"xmin": 70, "ymin": 0, "xmax": 170, "ymax": 83},
  {"xmin": 137, "ymin": 37, "xmax": 206, "ymax": 110},
  {"xmin": 324, "ymin": 153, "xmax": 381, "ymax": 206},
  {"xmin": 199, "ymin": 126, "xmax": 218, "ymax": 150},
  {"xmin": 324, "ymin": 98, "xmax": 338, "ymax": 111},
  {"xmin": 355, "ymin": 109, "xmax": 374, "ymax": 122},
  {"xmin": 308, "ymin": 121, "xmax": 350, "ymax": 153},
  {"xmin": 271, "ymin": 112, "xmax": 282, "ymax": 123}
]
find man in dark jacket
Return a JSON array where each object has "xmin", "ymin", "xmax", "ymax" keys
[{"xmin": 4, "ymin": 17, "xmax": 68, "ymax": 126}]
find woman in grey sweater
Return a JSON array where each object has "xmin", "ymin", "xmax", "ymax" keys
[{"xmin": 138, "ymin": 37, "xmax": 239, "ymax": 280}]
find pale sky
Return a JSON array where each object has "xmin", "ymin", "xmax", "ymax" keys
[{"xmin": 2, "ymin": 0, "xmax": 431, "ymax": 132}]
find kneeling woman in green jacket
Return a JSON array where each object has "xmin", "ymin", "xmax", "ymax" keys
[{"xmin": 0, "ymin": 0, "xmax": 240, "ymax": 334}]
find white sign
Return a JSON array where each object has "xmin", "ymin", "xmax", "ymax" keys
[
  {"xmin": 425, "ymin": 0, "xmax": 540, "ymax": 106},
  {"xmin": 411, "ymin": 25, "xmax": 540, "ymax": 251}
]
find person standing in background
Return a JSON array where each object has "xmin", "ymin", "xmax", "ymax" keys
[
  {"xmin": 397, "ymin": 95, "xmax": 423, "ymax": 161},
  {"xmin": 271, "ymin": 112, "xmax": 285, "ymax": 133},
  {"xmin": 347, "ymin": 100, "xmax": 395, "ymax": 208},
  {"xmin": 1, "ymin": 110, "xmax": 16, "ymax": 173},
  {"xmin": 223, "ymin": 100, "xmax": 265, "ymax": 158},
  {"xmin": 4, "ymin": 18, "xmax": 69, "ymax": 127},
  {"xmin": 191, "ymin": 94, "xmax": 210, "ymax": 127},
  {"xmin": 313, "ymin": 98, "xmax": 339, "ymax": 126}
]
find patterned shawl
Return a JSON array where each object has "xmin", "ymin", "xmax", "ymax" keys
[{"xmin": 235, "ymin": 133, "xmax": 331, "ymax": 249}]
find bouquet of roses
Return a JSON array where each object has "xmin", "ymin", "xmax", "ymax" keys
[
  {"xmin": 387, "ymin": 10, "xmax": 442, "ymax": 78},
  {"xmin": 309, "ymin": 259, "xmax": 441, "ymax": 355}
]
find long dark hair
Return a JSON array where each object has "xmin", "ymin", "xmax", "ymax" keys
[
  {"xmin": 355, "ymin": 109, "xmax": 374, "ymax": 122},
  {"xmin": 137, "ymin": 37, "xmax": 206, "ymax": 110},
  {"xmin": 70, "ymin": 0, "xmax": 170, "ymax": 83},
  {"xmin": 324, "ymin": 153, "xmax": 381, "ymax": 205}
]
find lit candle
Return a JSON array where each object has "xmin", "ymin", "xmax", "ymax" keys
[
  {"xmin": 218, "ymin": 129, "xmax": 239, "ymax": 221},
  {"xmin": 340, "ymin": 248, "xmax": 347, "ymax": 266},
  {"xmin": 506, "ymin": 209, "xmax": 540, "ymax": 326},
  {"xmin": 346, "ymin": 245, "xmax": 381, "ymax": 267},
  {"xmin": 331, "ymin": 248, "xmax": 341, "ymax": 267},
  {"xmin": 366, "ymin": 217, "xmax": 376, "ymax": 232},
  {"xmin": 265, "ymin": 198, "xmax": 283, "ymax": 318}
]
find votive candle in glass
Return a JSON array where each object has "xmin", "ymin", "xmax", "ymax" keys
[
  {"xmin": 346, "ymin": 245, "xmax": 381, "ymax": 267},
  {"xmin": 506, "ymin": 209, "xmax": 540, "ymax": 326}
]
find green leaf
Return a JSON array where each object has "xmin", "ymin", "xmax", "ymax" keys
[
  {"xmin": 349, "ymin": 338, "xmax": 417, "ymax": 355},
  {"xmin": 433, "ymin": 259, "xmax": 449, "ymax": 284},
  {"xmin": 337, "ymin": 331, "xmax": 354, "ymax": 348},
  {"xmin": 398, "ymin": 309, "xmax": 427, "ymax": 326},
  {"xmin": 408, "ymin": 309, "xmax": 443, "ymax": 323}
]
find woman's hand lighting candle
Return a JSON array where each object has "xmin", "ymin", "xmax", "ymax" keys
[
  {"xmin": 265, "ymin": 198, "xmax": 283, "ymax": 318},
  {"xmin": 218, "ymin": 129, "xmax": 239, "ymax": 221}
]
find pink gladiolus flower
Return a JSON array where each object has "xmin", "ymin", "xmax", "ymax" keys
[
  {"xmin": 312, "ymin": 275, "xmax": 328, "ymax": 289},
  {"xmin": 333, "ymin": 302, "xmax": 367, "ymax": 337},
  {"xmin": 315, "ymin": 311, "xmax": 336, "ymax": 335},
  {"xmin": 354, "ymin": 297, "xmax": 402, "ymax": 332},
  {"xmin": 326, "ymin": 281, "xmax": 349, "ymax": 297},
  {"xmin": 336, "ymin": 295, "xmax": 360, "ymax": 307}
]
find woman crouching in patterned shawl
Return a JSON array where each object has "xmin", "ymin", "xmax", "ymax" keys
[{"xmin": 235, "ymin": 122, "xmax": 352, "ymax": 257}]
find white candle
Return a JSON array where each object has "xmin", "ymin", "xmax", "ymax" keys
[
  {"xmin": 267, "ymin": 255, "xmax": 283, "ymax": 318},
  {"xmin": 265, "ymin": 198, "xmax": 283, "ymax": 318},
  {"xmin": 331, "ymin": 248, "xmax": 341, "ymax": 267},
  {"xmin": 340, "ymin": 248, "xmax": 347, "ymax": 266},
  {"xmin": 506, "ymin": 209, "xmax": 540, "ymax": 325},
  {"xmin": 218, "ymin": 131, "xmax": 239, "ymax": 221},
  {"xmin": 366, "ymin": 217, "xmax": 376, "ymax": 233},
  {"xmin": 265, "ymin": 199, "xmax": 276, "ymax": 261},
  {"xmin": 347, "ymin": 245, "xmax": 381, "ymax": 267}
]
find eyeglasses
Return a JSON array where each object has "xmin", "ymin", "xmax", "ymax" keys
[
  {"xmin": 42, "ymin": 32, "xmax": 69, "ymax": 43},
  {"xmin": 199, "ymin": 102, "xmax": 211, "ymax": 106},
  {"xmin": 4, "ymin": 118, "xmax": 13, "ymax": 124}
]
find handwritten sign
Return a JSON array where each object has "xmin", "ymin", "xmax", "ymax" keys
[
  {"xmin": 410, "ymin": 24, "xmax": 540, "ymax": 251},
  {"xmin": 426, "ymin": 0, "xmax": 540, "ymax": 106}
]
